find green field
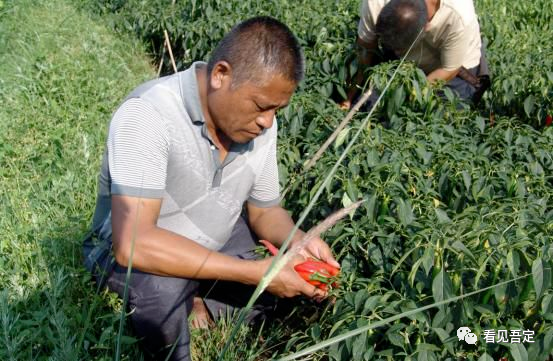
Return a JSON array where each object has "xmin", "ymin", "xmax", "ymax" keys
[{"xmin": 1, "ymin": 0, "xmax": 552, "ymax": 360}]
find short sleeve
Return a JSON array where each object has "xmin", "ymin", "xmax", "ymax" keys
[
  {"xmin": 247, "ymin": 122, "xmax": 280, "ymax": 208},
  {"xmin": 107, "ymin": 98, "xmax": 170, "ymax": 198},
  {"xmin": 440, "ymin": 17, "xmax": 469, "ymax": 71},
  {"xmin": 358, "ymin": 0, "xmax": 378, "ymax": 43}
]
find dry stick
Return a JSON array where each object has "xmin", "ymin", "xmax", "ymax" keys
[
  {"xmin": 290, "ymin": 200, "xmax": 364, "ymax": 257},
  {"xmin": 303, "ymin": 86, "xmax": 373, "ymax": 172},
  {"xmin": 280, "ymin": 85, "xmax": 374, "ymax": 200},
  {"xmin": 164, "ymin": 29, "xmax": 178, "ymax": 73}
]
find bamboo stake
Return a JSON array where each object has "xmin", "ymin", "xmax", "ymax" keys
[{"xmin": 163, "ymin": 29, "xmax": 178, "ymax": 73}]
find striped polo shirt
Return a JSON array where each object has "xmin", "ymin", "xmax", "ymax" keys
[{"xmin": 88, "ymin": 62, "xmax": 280, "ymax": 253}]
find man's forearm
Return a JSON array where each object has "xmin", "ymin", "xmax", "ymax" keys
[
  {"xmin": 113, "ymin": 227, "xmax": 262, "ymax": 285},
  {"xmin": 427, "ymin": 67, "xmax": 461, "ymax": 83},
  {"xmin": 247, "ymin": 206, "xmax": 304, "ymax": 248}
]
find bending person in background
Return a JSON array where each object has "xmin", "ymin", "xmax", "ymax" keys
[
  {"xmin": 341, "ymin": 0, "xmax": 490, "ymax": 109},
  {"xmin": 83, "ymin": 16, "xmax": 339, "ymax": 361}
]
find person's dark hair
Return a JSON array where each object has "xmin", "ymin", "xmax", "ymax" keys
[
  {"xmin": 207, "ymin": 16, "xmax": 304, "ymax": 87},
  {"xmin": 376, "ymin": 0, "xmax": 428, "ymax": 54}
]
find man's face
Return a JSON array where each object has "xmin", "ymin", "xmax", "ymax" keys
[{"xmin": 207, "ymin": 64, "xmax": 296, "ymax": 144}]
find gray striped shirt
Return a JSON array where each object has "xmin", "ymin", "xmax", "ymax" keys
[{"xmin": 89, "ymin": 62, "xmax": 280, "ymax": 251}]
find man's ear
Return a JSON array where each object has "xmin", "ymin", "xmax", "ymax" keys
[{"xmin": 210, "ymin": 61, "xmax": 232, "ymax": 90}]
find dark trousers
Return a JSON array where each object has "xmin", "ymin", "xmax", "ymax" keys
[
  {"xmin": 88, "ymin": 216, "xmax": 276, "ymax": 361},
  {"xmin": 446, "ymin": 48, "xmax": 491, "ymax": 105}
]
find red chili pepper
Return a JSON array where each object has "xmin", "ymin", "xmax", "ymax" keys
[
  {"xmin": 259, "ymin": 240, "xmax": 340, "ymax": 290},
  {"xmin": 545, "ymin": 114, "xmax": 552, "ymax": 127},
  {"xmin": 295, "ymin": 259, "xmax": 340, "ymax": 276},
  {"xmin": 259, "ymin": 239, "xmax": 279, "ymax": 256},
  {"xmin": 295, "ymin": 261, "xmax": 340, "ymax": 289}
]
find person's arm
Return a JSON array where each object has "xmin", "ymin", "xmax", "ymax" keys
[
  {"xmin": 111, "ymin": 195, "xmax": 322, "ymax": 298},
  {"xmin": 246, "ymin": 203, "xmax": 340, "ymax": 269},
  {"xmin": 340, "ymin": 36, "xmax": 378, "ymax": 109},
  {"xmin": 426, "ymin": 67, "xmax": 461, "ymax": 84},
  {"xmin": 112, "ymin": 195, "xmax": 257, "ymax": 281}
]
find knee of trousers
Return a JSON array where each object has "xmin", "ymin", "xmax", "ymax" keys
[{"xmin": 108, "ymin": 268, "xmax": 198, "ymax": 348}]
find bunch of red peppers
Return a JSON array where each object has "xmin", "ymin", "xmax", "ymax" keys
[{"xmin": 259, "ymin": 240, "xmax": 340, "ymax": 291}]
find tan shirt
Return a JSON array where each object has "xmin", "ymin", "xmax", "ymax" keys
[{"xmin": 358, "ymin": 0, "xmax": 482, "ymax": 73}]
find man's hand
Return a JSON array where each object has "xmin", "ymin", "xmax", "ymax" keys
[
  {"xmin": 338, "ymin": 99, "xmax": 352, "ymax": 110},
  {"xmin": 293, "ymin": 235, "xmax": 340, "ymax": 270},
  {"xmin": 257, "ymin": 255, "xmax": 327, "ymax": 301}
]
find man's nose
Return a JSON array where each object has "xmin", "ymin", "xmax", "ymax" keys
[{"xmin": 256, "ymin": 110, "xmax": 275, "ymax": 129}]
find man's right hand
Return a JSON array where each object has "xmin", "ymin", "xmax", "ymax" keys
[
  {"xmin": 256, "ymin": 256, "xmax": 327, "ymax": 301},
  {"xmin": 338, "ymin": 99, "xmax": 352, "ymax": 110}
]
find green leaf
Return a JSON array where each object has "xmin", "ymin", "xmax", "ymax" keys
[
  {"xmin": 354, "ymin": 290, "xmax": 368, "ymax": 314},
  {"xmin": 544, "ymin": 328, "xmax": 553, "ymax": 350},
  {"xmin": 393, "ymin": 86, "xmax": 405, "ymax": 110},
  {"xmin": 509, "ymin": 343, "xmax": 528, "ymax": 361},
  {"xmin": 352, "ymin": 331, "xmax": 368, "ymax": 360},
  {"xmin": 434, "ymin": 208, "xmax": 451, "ymax": 224},
  {"xmin": 322, "ymin": 58, "xmax": 331, "ymax": 73},
  {"xmin": 337, "ymin": 85, "xmax": 347, "ymax": 101},
  {"xmin": 416, "ymin": 350, "xmax": 438, "ymax": 361},
  {"xmin": 363, "ymin": 296, "xmax": 381, "ymax": 314},
  {"xmin": 386, "ymin": 324, "xmax": 405, "ymax": 348},
  {"xmin": 431, "ymin": 309, "xmax": 451, "ymax": 328},
  {"xmin": 452, "ymin": 241, "xmax": 474, "ymax": 260},
  {"xmin": 397, "ymin": 198, "xmax": 414, "ymax": 226},
  {"xmin": 475, "ymin": 116, "xmax": 486, "ymax": 133},
  {"xmin": 432, "ymin": 269, "xmax": 454, "ymax": 307},
  {"xmin": 416, "ymin": 343, "xmax": 441, "ymax": 352},
  {"xmin": 118, "ymin": 335, "xmax": 138, "ymax": 345},
  {"xmin": 365, "ymin": 194, "xmax": 377, "ymax": 223},
  {"xmin": 462, "ymin": 170, "xmax": 472, "ymax": 190},
  {"xmin": 342, "ymin": 191, "xmax": 353, "ymax": 209},
  {"xmin": 504, "ymin": 127, "xmax": 513, "ymax": 144},
  {"xmin": 334, "ymin": 126, "xmax": 351, "ymax": 149},
  {"xmin": 523, "ymin": 95, "xmax": 535, "ymax": 117},
  {"xmin": 478, "ymin": 353, "xmax": 494, "ymax": 361},
  {"xmin": 507, "ymin": 250, "xmax": 520, "ymax": 277},
  {"xmin": 533, "ymin": 258, "xmax": 545, "ymax": 299},
  {"xmin": 541, "ymin": 293, "xmax": 553, "ymax": 316},
  {"xmin": 422, "ymin": 247, "xmax": 434, "ymax": 276},
  {"xmin": 310, "ymin": 324, "xmax": 321, "ymax": 340}
]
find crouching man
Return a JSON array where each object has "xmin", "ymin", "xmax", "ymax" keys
[{"xmin": 83, "ymin": 16, "xmax": 339, "ymax": 361}]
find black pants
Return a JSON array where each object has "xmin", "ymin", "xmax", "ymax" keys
[{"xmin": 88, "ymin": 216, "xmax": 277, "ymax": 361}]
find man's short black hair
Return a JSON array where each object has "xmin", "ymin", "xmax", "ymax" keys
[
  {"xmin": 207, "ymin": 16, "xmax": 304, "ymax": 87},
  {"xmin": 376, "ymin": 0, "xmax": 428, "ymax": 55}
]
